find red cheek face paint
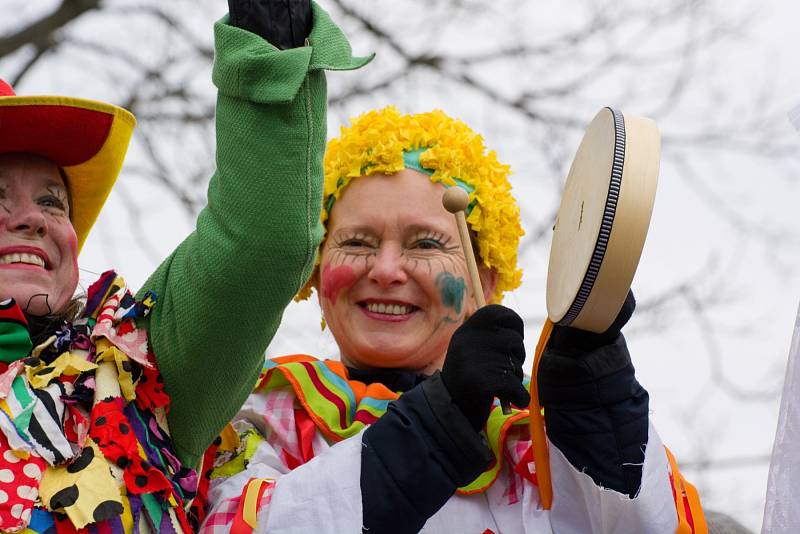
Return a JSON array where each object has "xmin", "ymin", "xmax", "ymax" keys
[{"xmin": 320, "ymin": 264, "xmax": 357, "ymax": 303}]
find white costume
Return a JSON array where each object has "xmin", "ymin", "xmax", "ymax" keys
[{"xmin": 201, "ymin": 363, "xmax": 701, "ymax": 534}]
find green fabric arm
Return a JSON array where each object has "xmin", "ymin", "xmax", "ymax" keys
[{"xmin": 136, "ymin": 4, "xmax": 372, "ymax": 467}]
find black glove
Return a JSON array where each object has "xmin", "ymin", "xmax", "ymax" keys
[
  {"xmin": 441, "ymin": 305, "xmax": 530, "ymax": 432},
  {"xmin": 537, "ymin": 290, "xmax": 647, "ymax": 497},
  {"xmin": 228, "ymin": 0, "xmax": 312, "ymax": 49},
  {"xmin": 548, "ymin": 289, "xmax": 636, "ymax": 355}
]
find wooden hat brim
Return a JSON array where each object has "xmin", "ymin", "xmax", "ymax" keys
[{"xmin": 546, "ymin": 108, "xmax": 660, "ymax": 333}]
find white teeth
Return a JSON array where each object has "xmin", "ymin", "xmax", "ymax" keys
[
  {"xmin": 366, "ymin": 302, "xmax": 412, "ymax": 315},
  {"xmin": 0, "ymin": 253, "xmax": 46, "ymax": 268}
]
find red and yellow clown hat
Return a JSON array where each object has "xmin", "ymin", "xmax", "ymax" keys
[{"xmin": 0, "ymin": 79, "xmax": 136, "ymax": 252}]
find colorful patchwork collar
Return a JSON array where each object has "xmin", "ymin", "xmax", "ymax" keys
[{"xmin": 257, "ymin": 355, "xmax": 532, "ymax": 494}]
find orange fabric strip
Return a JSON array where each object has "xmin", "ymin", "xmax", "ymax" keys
[
  {"xmin": 683, "ymin": 477, "xmax": 707, "ymax": 533},
  {"xmin": 665, "ymin": 447, "xmax": 690, "ymax": 532},
  {"xmin": 664, "ymin": 446, "xmax": 708, "ymax": 534},
  {"xmin": 529, "ymin": 319, "xmax": 554, "ymax": 509}
]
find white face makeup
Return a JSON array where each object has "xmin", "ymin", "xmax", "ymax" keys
[
  {"xmin": 318, "ymin": 168, "xmax": 496, "ymax": 374},
  {"xmin": 0, "ymin": 153, "xmax": 78, "ymax": 316}
]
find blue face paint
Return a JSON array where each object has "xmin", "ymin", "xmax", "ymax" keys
[{"xmin": 436, "ymin": 272, "xmax": 466, "ymax": 315}]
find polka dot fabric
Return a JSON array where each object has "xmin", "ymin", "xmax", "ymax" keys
[
  {"xmin": 0, "ymin": 431, "xmax": 45, "ymax": 533},
  {"xmin": 38, "ymin": 441, "xmax": 122, "ymax": 529},
  {"xmin": 0, "ymin": 272, "xmax": 217, "ymax": 532}
]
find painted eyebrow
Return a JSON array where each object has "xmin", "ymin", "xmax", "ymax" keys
[
  {"xmin": 404, "ymin": 222, "xmax": 454, "ymax": 237},
  {"xmin": 43, "ymin": 181, "xmax": 68, "ymax": 192},
  {"xmin": 331, "ymin": 225, "xmax": 378, "ymax": 238}
]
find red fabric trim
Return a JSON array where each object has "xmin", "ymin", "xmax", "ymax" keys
[
  {"xmin": 53, "ymin": 512, "xmax": 88, "ymax": 533},
  {"xmin": 513, "ymin": 445, "xmax": 539, "ymax": 487},
  {"xmin": 669, "ymin": 471, "xmax": 697, "ymax": 533},
  {"xmin": 281, "ymin": 449, "xmax": 301, "ymax": 471},
  {"xmin": 230, "ymin": 493, "xmax": 251, "ymax": 534},
  {"xmin": 294, "ymin": 408, "xmax": 316, "ymax": 465},
  {"xmin": 0, "ymin": 105, "xmax": 112, "ymax": 165},
  {"xmin": 354, "ymin": 410, "xmax": 379, "ymax": 426},
  {"xmin": 684, "ymin": 496, "xmax": 695, "ymax": 532}
]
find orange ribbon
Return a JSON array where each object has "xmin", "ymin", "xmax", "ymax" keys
[{"xmin": 528, "ymin": 319, "xmax": 554, "ymax": 509}]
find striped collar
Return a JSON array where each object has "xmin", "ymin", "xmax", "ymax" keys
[{"xmin": 258, "ymin": 355, "xmax": 532, "ymax": 494}]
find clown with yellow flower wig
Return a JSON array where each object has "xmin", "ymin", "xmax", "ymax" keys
[{"xmin": 204, "ymin": 105, "xmax": 705, "ymax": 533}]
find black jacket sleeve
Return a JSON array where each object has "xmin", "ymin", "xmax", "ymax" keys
[
  {"xmin": 360, "ymin": 373, "xmax": 492, "ymax": 534},
  {"xmin": 228, "ymin": 0, "xmax": 311, "ymax": 49},
  {"xmin": 538, "ymin": 333, "xmax": 649, "ymax": 497}
]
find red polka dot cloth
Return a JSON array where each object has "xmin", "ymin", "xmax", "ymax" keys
[{"xmin": 0, "ymin": 431, "xmax": 45, "ymax": 532}]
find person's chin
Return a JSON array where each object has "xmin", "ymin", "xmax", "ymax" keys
[
  {"xmin": 352, "ymin": 338, "xmax": 425, "ymax": 368},
  {"xmin": 1, "ymin": 283, "xmax": 58, "ymax": 315}
]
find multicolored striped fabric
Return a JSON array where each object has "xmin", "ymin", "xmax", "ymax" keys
[{"xmin": 256, "ymin": 355, "xmax": 532, "ymax": 494}]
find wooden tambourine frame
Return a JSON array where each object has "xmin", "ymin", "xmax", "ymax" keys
[{"xmin": 546, "ymin": 107, "xmax": 660, "ymax": 333}]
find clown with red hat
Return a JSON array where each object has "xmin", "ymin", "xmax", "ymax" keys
[{"xmin": 0, "ymin": 0, "xmax": 369, "ymax": 530}]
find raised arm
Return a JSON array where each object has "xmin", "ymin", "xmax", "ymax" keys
[{"xmin": 137, "ymin": 1, "xmax": 371, "ymax": 467}]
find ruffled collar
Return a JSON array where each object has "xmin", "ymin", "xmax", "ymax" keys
[{"xmin": 0, "ymin": 271, "xmax": 207, "ymax": 533}]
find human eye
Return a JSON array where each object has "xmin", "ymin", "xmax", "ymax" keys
[
  {"xmin": 38, "ymin": 195, "xmax": 67, "ymax": 211},
  {"xmin": 414, "ymin": 238, "xmax": 444, "ymax": 250},
  {"xmin": 410, "ymin": 231, "xmax": 450, "ymax": 251},
  {"xmin": 341, "ymin": 238, "xmax": 370, "ymax": 247},
  {"xmin": 336, "ymin": 231, "xmax": 377, "ymax": 249}
]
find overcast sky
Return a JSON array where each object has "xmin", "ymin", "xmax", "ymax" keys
[{"xmin": 3, "ymin": 0, "xmax": 800, "ymax": 530}]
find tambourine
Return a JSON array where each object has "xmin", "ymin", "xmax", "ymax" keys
[{"xmin": 546, "ymin": 107, "xmax": 660, "ymax": 333}]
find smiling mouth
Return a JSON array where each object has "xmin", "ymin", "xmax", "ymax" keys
[
  {"xmin": 359, "ymin": 301, "xmax": 418, "ymax": 316},
  {"xmin": 0, "ymin": 252, "xmax": 47, "ymax": 269}
]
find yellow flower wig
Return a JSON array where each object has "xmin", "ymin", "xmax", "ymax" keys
[{"xmin": 300, "ymin": 106, "xmax": 524, "ymax": 302}]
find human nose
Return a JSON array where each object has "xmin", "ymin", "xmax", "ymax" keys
[
  {"xmin": 3, "ymin": 198, "xmax": 47, "ymax": 238},
  {"xmin": 367, "ymin": 244, "xmax": 408, "ymax": 287}
]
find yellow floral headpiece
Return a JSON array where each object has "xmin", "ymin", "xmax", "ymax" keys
[{"xmin": 298, "ymin": 106, "xmax": 524, "ymax": 302}]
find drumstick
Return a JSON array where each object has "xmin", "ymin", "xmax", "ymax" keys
[{"xmin": 442, "ymin": 187, "xmax": 512, "ymax": 415}]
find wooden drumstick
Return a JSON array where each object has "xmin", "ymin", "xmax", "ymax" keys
[{"xmin": 442, "ymin": 187, "xmax": 512, "ymax": 415}]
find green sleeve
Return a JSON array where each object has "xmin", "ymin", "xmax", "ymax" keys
[{"xmin": 135, "ymin": 4, "xmax": 372, "ymax": 467}]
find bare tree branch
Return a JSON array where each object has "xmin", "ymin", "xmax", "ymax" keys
[{"xmin": 0, "ymin": 0, "xmax": 100, "ymax": 56}]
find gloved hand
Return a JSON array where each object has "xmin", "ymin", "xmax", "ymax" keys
[
  {"xmin": 538, "ymin": 290, "xmax": 647, "ymax": 497},
  {"xmin": 548, "ymin": 290, "xmax": 636, "ymax": 354},
  {"xmin": 228, "ymin": 0, "xmax": 312, "ymax": 49},
  {"xmin": 441, "ymin": 305, "xmax": 530, "ymax": 432}
]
